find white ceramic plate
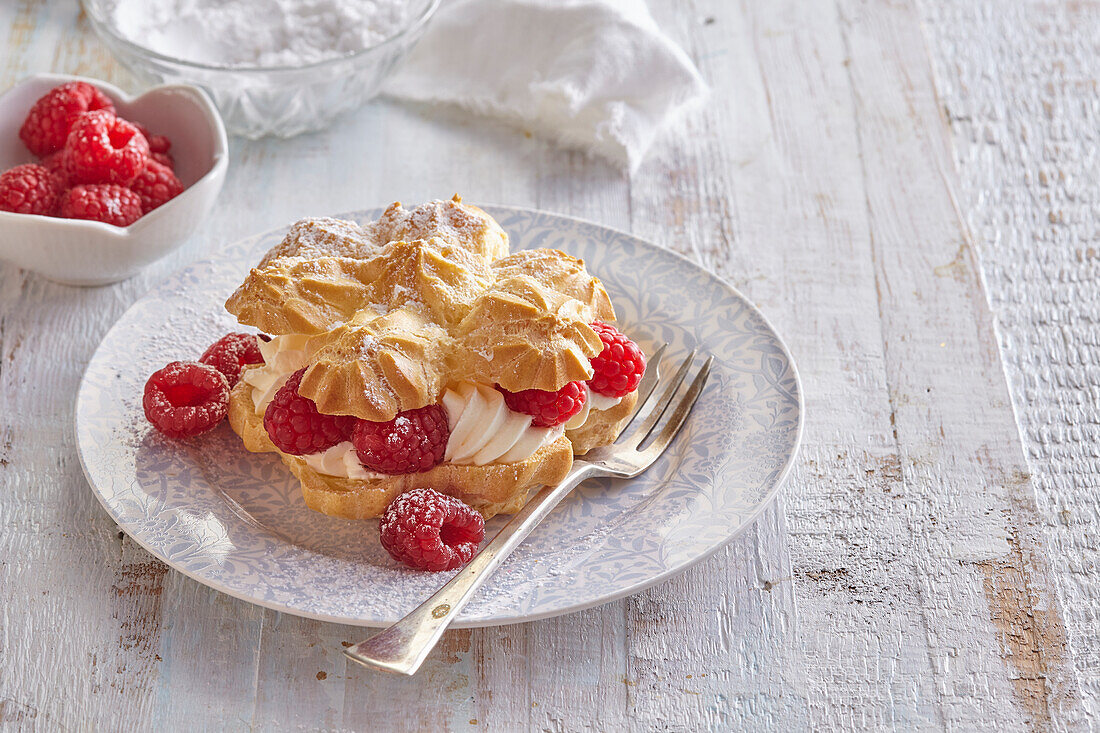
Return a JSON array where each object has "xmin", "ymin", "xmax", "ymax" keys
[{"xmin": 75, "ymin": 207, "xmax": 803, "ymax": 627}]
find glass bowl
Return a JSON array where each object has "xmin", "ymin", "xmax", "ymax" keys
[{"xmin": 80, "ymin": 0, "xmax": 439, "ymax": 139}]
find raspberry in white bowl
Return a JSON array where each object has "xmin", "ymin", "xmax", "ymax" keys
[{"xmin": 0, "ymin": 74, "xmax": 227, "ymax": 285}]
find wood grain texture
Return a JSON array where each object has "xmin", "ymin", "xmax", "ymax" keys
[
  {"xmin": 0, "ymin": 0, "xmax": 1087, "ymax": 730},
  {"xmin": 921, "ymin": 0, "xmax": 1100, "ymax": 722}
]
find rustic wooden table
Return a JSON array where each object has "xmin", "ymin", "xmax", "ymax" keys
[{"xmin": 2, "ymin": 1, "xmax": 1096, "ymax": 730}]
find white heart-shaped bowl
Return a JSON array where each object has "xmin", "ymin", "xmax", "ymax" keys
[{"xmin": 0, "ymin": 74, "xmax": 228, "ymax": 286}]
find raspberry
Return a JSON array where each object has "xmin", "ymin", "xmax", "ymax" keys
[
  {"xmin": 263, "ymin": 368, "xmax": 355, "ymax": 455},
  {"xmin": 39, "ymin": 151, "xmax": 71, "ymax": 188},
  {"xmin": 379, "ymin": 488, "xmax": 485, "ymax": 571},
  {"xmin": 133, "ymin": 122, "xmax": 172, "ymax": 154},
  {"xmin": 199, "ymin": 333, "xmax": 266, "ymax": 387},
  {"xmin": 498, "ymin": 381, "xmax": 586, "ymax": 427},
  {"xmin": 352, "ymin": 405, "xmax": 449, "ymax": 474},
  {"xmin": 143, "ymin": 361, "xmax": 229, "ymax": 439},
  {"xmin": 63, "ymin": 110, "xmax": 149, "ymax": 186},
  {"xmin": 152, "ymin": 151, "xmax": 175, "ymax": 170},
  {"xmin": 129, "ymin": 159, "xmax": 184, "ymax": 213},
  {"xmin": 57, "ymin": 184, "xmax": 143, "ymax": 227},
  {"xmin": 18, "ymin": 81, "xmax": 114, "ymax": 157},
  {"xmin": 588, "ymin": 322, "xmax": 647, "ymax": 398},
  {"xmin": 0, "ymin": 164, "xmax": 60, "ymax": 215}
]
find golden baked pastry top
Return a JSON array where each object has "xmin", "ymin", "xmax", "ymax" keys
[{"xmin": 225, "ymin": 196, "xmax": 616, "ymax": 422}]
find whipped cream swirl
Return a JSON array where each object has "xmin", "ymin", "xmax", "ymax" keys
[
  {"xmin": 241, "ymin": 334, "xmax": 312, "ymax": 415},
  {"xmin": 302, "ymin": 441, "xmax": 383, "ymax": 480},
  {"xmin": 442, "ymin": 382, "xmax": 565, "ymax": 465}
]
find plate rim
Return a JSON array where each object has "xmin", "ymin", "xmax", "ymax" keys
[{"xmin": 74, "ymin": 204, "xmax": 805, "ymax": 628}]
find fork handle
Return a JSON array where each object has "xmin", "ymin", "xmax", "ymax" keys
[{"xmin": 344, "ymin": 461, "xmax": 599, "ymax": 675}]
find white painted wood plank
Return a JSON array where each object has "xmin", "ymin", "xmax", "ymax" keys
[
  {"xmin": 837, "ymin": 0, "xmax": 1083, "ymax": 727},
  {"xmin": 920, "ymin": 0, "xmax": 1100, "ymax": 721},
  {"xmin": 146, "ymin": 589, "xmax": 261, "ymax": 732}
]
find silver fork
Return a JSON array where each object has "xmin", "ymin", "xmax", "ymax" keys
[{"xmin": 344, "ymin": 345, "xmax": 713, "ymax": 675}]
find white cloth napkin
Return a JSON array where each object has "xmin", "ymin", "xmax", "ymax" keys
[{"xmin": 384, "ymin": 0, "xmax": 707, "ymax": 170}]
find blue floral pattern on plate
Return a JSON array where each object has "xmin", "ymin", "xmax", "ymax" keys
[{"xmin": 75, "ymin": 206, "xmax": 803, "ymax": 627}]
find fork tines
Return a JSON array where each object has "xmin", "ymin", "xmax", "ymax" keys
[{"xmin": 619, "ymin": 345, "xmax": 713, "ymax": 456}]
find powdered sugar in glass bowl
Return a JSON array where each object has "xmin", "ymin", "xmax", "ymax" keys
[{"xmin": 81, "ymin": 0, "xmax": 439, "ymax": 139}]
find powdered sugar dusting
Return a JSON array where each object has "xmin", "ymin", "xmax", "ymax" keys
[
  {"xmin": 259, "ymin": 217, "xmax": 374, "ymax": 265},
  {"xmin": 371, "ymin": 198, "xmax": 502, "ymax": 252},
  {"xmin": 110, "ymin": 0, "xmax": 412, "ymax": 69}
]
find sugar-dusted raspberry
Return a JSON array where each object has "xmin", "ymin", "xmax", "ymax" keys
[
  {"xmin": 143, "ymin": 361, "xmax": 229, "ymax": 439},
  {"xmin": 0, "ymin": 164, "xmax": 61, "ymax": 215},
  {"xmin": 263, "ymin": 368, "xmax": 355, "ymax": 455},
  {"xmin": 497, "ymin": 381, "xmax": 586, "ymax": 427},
  {"xmin": 39, "ymin": 151, "xmax": 71, "ymax": 188},
  {"xmin": 199, "ymin": 333, "xmax": 265, "ymax": 387},
  {"xmin": 588, "ymin": 322, "xmax": 647, "ymax": 398},
  {"xmin": 379, "ymin": 488, "xmax": 485, "ymax": 571},
  {"xmin": 63, "ymin": 110, "xmax": 149, "ymax": 186},
  {"xmin": 18, "ymin": 81, "xmax": 114, "ymax": 157},
  {"xmin": 57, "ymin": 184, "xmax": 143, "ymax": 227},
  {"xmin": 352, "ymin": 405, "xmax": 449, "ymax": 474},
  {"xmin": 130, "ymin": 159, "xmax": 184, "ymax": 213}
]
